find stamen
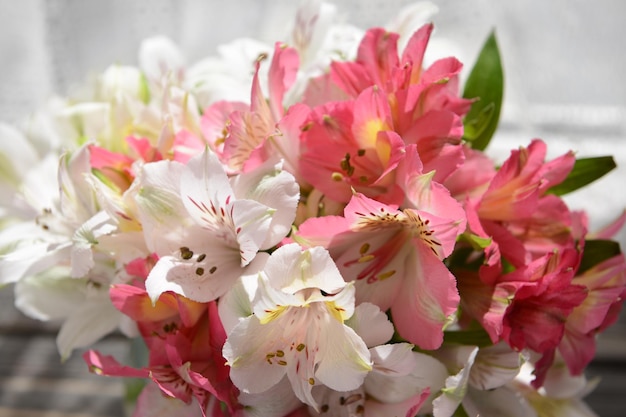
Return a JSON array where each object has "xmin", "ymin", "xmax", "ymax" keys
[
  {"xmin": 308, "ymin": 377, "xmax": 315, "ymax": 385},
  {"xmin": 195, "ymin": 267, "xmax": 204, "ymax": 276},
  {"xmin": 197, "ymin": 253, "xmax": 206, "ymax": 262},
  {"xmin": 359, "ymin": 243, "xmax": 370, "ymax": 255},
  {"xmin": 209, "ymin": 266, "xmax": 217, "ymax": 274},
  {"xmin": 296, "ymin": 343, "xmax": 306, "ymax": 352}
]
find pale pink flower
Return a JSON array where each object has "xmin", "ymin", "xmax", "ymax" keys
[{"xmin": 296, "ymin": 192, "xmax": 463, "ymax": 350}]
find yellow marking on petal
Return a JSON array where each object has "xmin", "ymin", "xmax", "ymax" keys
[
  {"xmin": 259, "ymin": 305, "xmax": 287, "ymax": 324},
  {"xmin": 361, "ymin": 119, "xmax": 386, "ymax": 148},
  {"xmin": 326, "ymin": 301, "xmax": 347, "ymax": 323},
  {"xmin": 375, "ymin": 134, "xmax": 392, "ymax": 165}
]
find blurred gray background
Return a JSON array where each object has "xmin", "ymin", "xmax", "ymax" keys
[{"xmin": 0, "ymin": 1, "xmax": 625, "ymax": 415}]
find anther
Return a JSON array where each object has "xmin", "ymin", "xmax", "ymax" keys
[
  {"xmin": 358, "ymin": 254, "xmax": 375, "ymax": 263},
  {"xmin": 180, "ymin": 247, "xmax": 193, "ymax": 260},
  {"xmin": 197, "ymin": 254, "xmax": 206, "ymax": 262},
  {"xmin": 195, "ymin": 267, "xmax": 204, "ymax": 276},
  {"xmin": 378, "ymin": 270, "xmax": 396, "ymax": 280}
]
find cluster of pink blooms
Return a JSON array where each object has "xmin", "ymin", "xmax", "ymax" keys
[{"xmin": 1, "ymin": 2, "xmax": 625, "ymax": 416}]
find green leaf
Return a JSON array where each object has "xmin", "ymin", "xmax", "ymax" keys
[
  {"xmin": 462, "ymin": 30, "xmax": 504, "ymax": 151},
  {"xmin": 461, "ymin": 232, "xmax": 493, "ymax": 250},
  {"xmin": 578, "ymin": 239, "xmax": 622, "ymax": 274},
  {"xmin": 443, "ymin": 328, "xmax": 493, "ymax": 347},
  {"xmin": 547, "ymin": 156, "xmax": 616, "ymax": 196},
  {"xmin": 453, "ymin": 405, "xmax": 471, "ymax": 417}
]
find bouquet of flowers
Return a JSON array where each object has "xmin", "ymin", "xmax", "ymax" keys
[{"xmin": 1, "ymin": 1, "xmax": 624, "ymax": 416}]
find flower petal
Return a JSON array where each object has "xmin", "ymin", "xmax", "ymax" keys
[
  {"xmin": 345, "ymin": 302, "xmax": 394, "ymax": 348},
  {"xmin": 391, "ymin": 245, "xmax": 459, "ymax": 350},
  {"xmin": 315, "ymin": 316, "xmax": 372, "ymax": 392},
  {"xmin": 230, "ymin": 160, "xmax": 299, "ymax": 249},
  {"xmin": 57, "ymin": 292, "xmax": 122, "ymax": 360}
]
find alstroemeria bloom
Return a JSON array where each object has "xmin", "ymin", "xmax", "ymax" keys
[
  {"xmin": 541, "ymin": 254, "xmax": 626, "ymax": 381},
  {"xmin": 85, "ymin": 300, "xmax": 236, "ymax": 417},
  {"xmin": 0, "ymin": 142, "xmax": 124, "ymax": 358},
  {"xmin": 222, "ymin": 244, "xmax": 373, "ymax": 409},
  {"xmin": 202, "ymin": 42, "xmax": 299, "ymax": 174},
  {"xmin": 509, "ymin": 362, "xmax": 599, "ymax": 417},
  {"xmin": 296, "ymin": 192, "xmax": 463, "ymax": 350},
  {"xmin": 327, "ymin": 25, "xmax": 472, "ymax": 181},
  {"xmin": 500, "ymin": 249, "xmax": 587, "ymax": 357},
  {"xmin": 308, "ymin": 343, "xmax": 432, "ymax": 417},
  {"xmin": 133, "ymin": 147, "xmax": 299, "ymax": 303},
  {"xmin": 465, "ymin": 139, "xmax": 577, "ymax": 284},
  {"xmin": 299, "ymin": 87, "xmax": 406, "ymax": 205}
]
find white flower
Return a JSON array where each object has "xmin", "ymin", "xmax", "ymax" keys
[
  {"xmin": 432, "ymin": 346, "xmax": 479, "ymax": 417},
  {"xmin": 98, "ymin": 64, "xmax": 148, "ymax": 103},
  {"xmin": 222, "ymin": 244, "xmax": 373, "ymax": 410},
  {"xmin": 468, "ymin": 342, "xmax": 525, "ymax": 391},
  {"xmin": 136, "ymin": 148, "xmax": 299, "ymax": 303}
]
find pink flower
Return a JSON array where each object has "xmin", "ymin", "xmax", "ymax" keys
[
  {"xmin": 296, "ymin": 192, "xmax": 464, "ymax": 350},
  {"xmin": 476, "ymin": 140, "xmax": 574, "ymax": 223},
  {"xmin": 551, "ymin": 254, "xmax": 626, "ymax": 379},
  {"xmin": 299, "ymin": 88, "xmax": 405, "ymax": 205},
  {"xmin": 86, "ymin": 264, "xmax": 238, "ymax": 416},
  {"xmin": 203, "ymin": 43, "xmax": 300, "ymax": 174},
  {"xmin": 464, "ymin": 139, "xmax": 577, "ymax": 284},
  {"xmin": 500, "ymin": 249, "xmax": 587, "ymax": 355}
]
